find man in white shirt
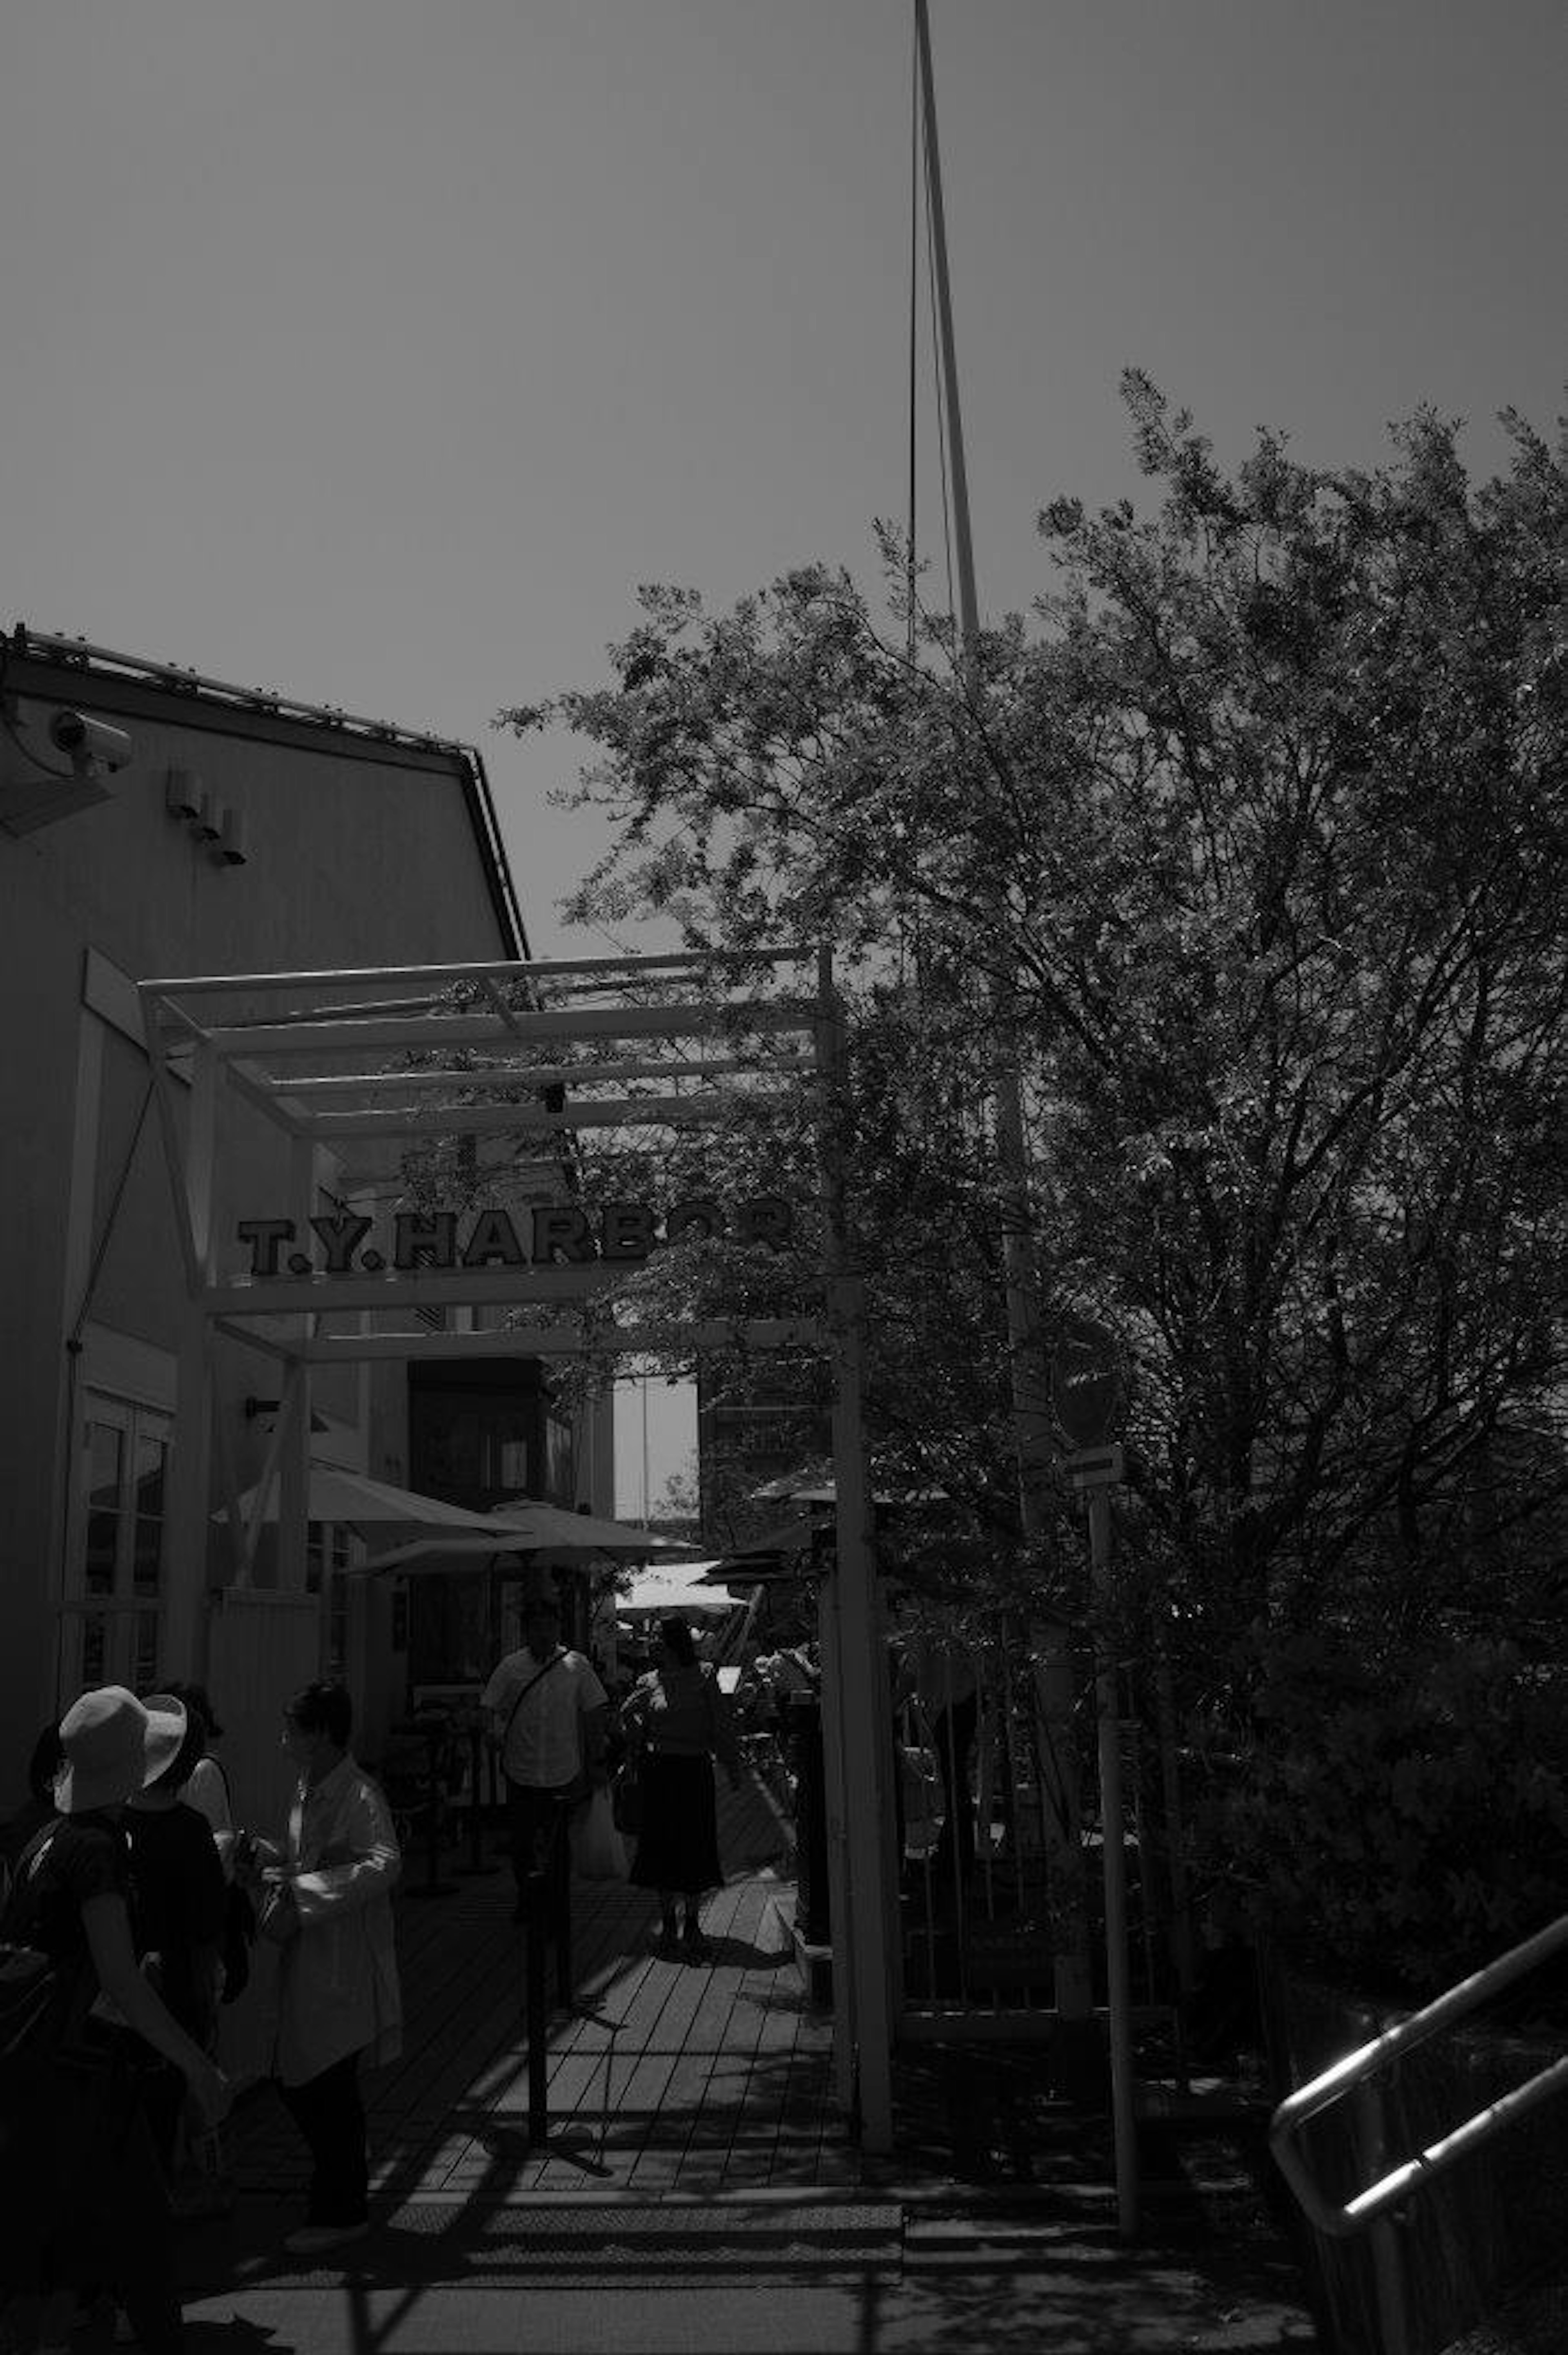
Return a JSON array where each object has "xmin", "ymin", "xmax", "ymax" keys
[{"xmin": 481, "ymin": 1594, "xmax": 609, "ymax": 1924}]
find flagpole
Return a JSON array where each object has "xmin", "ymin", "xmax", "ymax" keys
[{"xmin": 913, "ymin": 0, "xmax": 1097, "ymax": 2038}]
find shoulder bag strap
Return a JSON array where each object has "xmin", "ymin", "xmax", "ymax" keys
[
  {"xmin": 501, "ymin": 1650, "xmax": 566, "ymax": 1746},
  {"xmin": 1, "ymin": 1822, "xmax": 58, "ymax": 1936}
]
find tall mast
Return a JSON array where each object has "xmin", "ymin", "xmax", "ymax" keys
[
  {"xmin": 913, "ymin": 0, "xmax": 1054, "ymax": 1682},
  {"xmin": 913, "ymin": 3, "xmax": 1137, "ymax": 2233},
  {"xmin": 913, "ymin": 0, "xmax": 978, "ymax": 649},
  {"xmin": 913, "ymin": 0, "xmax": 1098, "ymax": 2024}
]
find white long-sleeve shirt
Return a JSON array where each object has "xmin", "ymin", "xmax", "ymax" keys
[{"xmin": 271, "ymin": 1753, "xmax": 402, "ymax": 2087}]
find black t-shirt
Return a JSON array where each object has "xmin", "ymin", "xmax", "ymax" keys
[
  {"xmin": 4, "ymin": 1811, "xmax": 128, "ymax": 2002},
  {"xmin": 123, "ymin": 1802, "xmax": 225, "ymax": 2038}
]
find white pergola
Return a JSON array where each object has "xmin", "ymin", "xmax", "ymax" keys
[{"xmin": 137, "ymin": 945, "xmax": 899, "ymax": 2148}]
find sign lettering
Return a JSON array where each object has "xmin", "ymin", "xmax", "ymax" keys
[{"xmin": 234, "ymin": 1195, "xmax": 794, "ymax": 1281}]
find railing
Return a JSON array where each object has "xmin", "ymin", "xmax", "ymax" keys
[
  {"xmin": 892, "ymin": 1612, "xmax": 1190, "ymax": 2040},
  {"xmin": 1270, "ymin": 1911, "xmax": 1568, "ymax": 2237}
]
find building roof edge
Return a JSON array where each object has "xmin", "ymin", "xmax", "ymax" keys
[{"xmin": 5, "ymin": 623, "xmax": 528, "ymax": 959}]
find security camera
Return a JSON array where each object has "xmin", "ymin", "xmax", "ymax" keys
[{"xmin": 48, "ymin": 710, "xmax": 134, "ymax": 773}]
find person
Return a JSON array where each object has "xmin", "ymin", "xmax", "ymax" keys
[
  {"xmin": 619, "ymin": 1615, "xmax": 743, "ymax": 1962},
  {"xmin": 481, "ymin": 1595, "xmax": 609, "ymax": 1926},
  {"xmin": 234, "ymin": 1681, "xmax": 401, "ymax": 2258},
  {"xmin": 122, "ymin": 1697, "xmax": 227, "ymax": 2190},
  {"xmin": 0, "ymin": 1687, "xmax": 229, "ymax": 2355},
  {"xmin": 160, "ymin": 1683, "xmax": 234, "ymax": 1863},
  {"xmin": 160, "ymin": 1679, "xmax": 252, "ymax": 2021}
]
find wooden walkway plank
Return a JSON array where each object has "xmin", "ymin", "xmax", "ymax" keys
[
  {"xmin": 231, "ymin": 1865, "xmax": 843, "ymax": 2202},
  {"xmin": 606, "ymin": 2045, "xmax": 679, "ymax": 2115}
]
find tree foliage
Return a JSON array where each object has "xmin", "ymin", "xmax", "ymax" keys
[
  {"xmin": 1204, "ymin": 1633, "xmax": 1568, "ymax": 1998},
  {"xmin": 503, "ymin": 376, "xmax": 1567, "ymax": 1681}
]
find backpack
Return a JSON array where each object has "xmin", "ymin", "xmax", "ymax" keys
[
  {"xmin": 0, "ymin": 1938, "xmax": 58, "ymax": 2056},
  {"xmin": 0, "ymin": 1825, "xmax": 73, "ymax": 2061}
]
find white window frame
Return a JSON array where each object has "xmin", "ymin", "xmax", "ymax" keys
[{"xmin": 64, "ymin": 1390, "xmax": 175, "ymax": 1693}]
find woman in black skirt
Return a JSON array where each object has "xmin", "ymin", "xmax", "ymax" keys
[{"xmin": 619, "ymin": 1617, "xmax": 742, "ymax": 1960}]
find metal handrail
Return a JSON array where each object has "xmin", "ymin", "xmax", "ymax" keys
[{"xmin": 1270, "ymin": 1912, "xmax": 1568, "ymax": 2237}]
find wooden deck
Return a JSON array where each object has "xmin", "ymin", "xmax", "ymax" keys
[{"xmin": 232, "ymin": 1787, "xmax": 853, "ymax": 2203}]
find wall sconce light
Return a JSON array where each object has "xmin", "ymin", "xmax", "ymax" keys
[
  {"xmin": 212, "ymin": 806, "xmax": 247, "ymax": 866},
  {"xmin": 167, "ymin": 768, "xmax": 246, "ymax": 865},
  {"xmin": 165, "ymin": 767, "xmax": 203, "ymax": 820}
]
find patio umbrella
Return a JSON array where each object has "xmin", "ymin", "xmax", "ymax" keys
[
  {"xmin": 614, "ymin": 1561, "xmax": 737, "ymax": 1619},
  {"xmin": 746, "ymin": 1476, "xmax": 950, "ymax": 1506},
  {"xmin": 361, "ymin": 1505, "xmax": 688, "ymax": 1574},
  {"xmin": 219, "ymin": 1463, "xmax": 518, "ymax": 1532},
  {"xmin": 481, "ymin": 1499, "xmax": 695, "ymax": 1557},
  {"xmin": 718, "ymin": 1514, "xmax": 816, "ymax": 1561},
  {"xmin": 748, "ymin": 1478, "xmax": 838, "ymax": 1505}
]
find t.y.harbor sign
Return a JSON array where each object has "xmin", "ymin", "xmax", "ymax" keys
[{"xmin": 234, "ymin": 1195, "xmax": 793, "ymax": 1279}]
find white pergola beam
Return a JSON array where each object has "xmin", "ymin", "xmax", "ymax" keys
[
  {"xmin": 223, "ymin": 1055, "xmax": 311, "ymax": 1139},
  {"xmin": 283, "ymin": 1092, "xmax": 798, "ymax": 1141},
  {"xmin": 139, "ymin": 946, "xmax": 813, "ymax": 997},
  {"xmin": 212, "ymin": 1316, "xmax": 299, "ymax": 1361},
  {"xmin": 198, "ymin": 1003, "xmax": 814, "ymax": 1058},
  {"xmin": 292, "ymin": 1316, "xmax": 829, "ymax": 1365},
  {"xmin": 261, "ymin": 1056, "xmax": 776, "ymax": 1095},
  {"xmin": 199, "ymin": 1264, "xmax": 626, "ymax": 1318}
]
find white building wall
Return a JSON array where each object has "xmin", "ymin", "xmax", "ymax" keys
[{"xmin": 0, "ymin": 645, "xmax": 535, "ymax": 1798}]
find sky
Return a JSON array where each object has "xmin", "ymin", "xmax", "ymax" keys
[{"xmin": 3, "ymin": 0, "xmax": 1562, "ymax": 1510}]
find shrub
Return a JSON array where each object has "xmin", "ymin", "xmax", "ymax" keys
[{"xmin": 1199, "ymin": 1632, "xmax": 1568, "ymax": 2001}]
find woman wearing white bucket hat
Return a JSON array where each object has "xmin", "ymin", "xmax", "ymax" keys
[{"xmin": 0, "ymin": 1686, "xmax": 230, "ymax": 2355}]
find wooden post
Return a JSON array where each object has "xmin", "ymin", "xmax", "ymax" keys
[
  {"xmin": 1088, "ymin": 1479, "xmax": 1139, "ymax": 2239},
  {"xmin": 162, "ymin": 1034, "xmax": 218, "ymax": 1680},
  {"xmin": 277, "ymin": 1136, "xmax": 315, "ymax": 1601},
  {"xmin": 818, "ymin": 950, "xmax": 898, "ymax": 2153},
  {"xmin": 815, "ymin": 1558, "xmax": 855, "ymax": 2113}
]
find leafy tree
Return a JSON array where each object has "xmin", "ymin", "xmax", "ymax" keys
[
  {"xmin": 500, "ymin": 377, "xmax": 1568, "ymax": 1687},
  {"xmin": 643, "ymin": 1450, "xmax": 701, "ymax": 1537},
  {"xmin": 1205, "ymin": 1632, "xmax": 1568, "ymax": 1999}
]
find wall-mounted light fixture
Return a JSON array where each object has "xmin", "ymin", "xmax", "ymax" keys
[
  {"xmin": 165, "ymin": 767, "xmax": 203, "ymax": 820},
  {"xmin": 166, "ymin": 766, "xmax": 247, "ymax": 866},
  {"xmin": 212, "ymin": 807, "xmax": 247, "ymax": 866}
]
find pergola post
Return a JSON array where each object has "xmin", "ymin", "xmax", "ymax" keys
[
  {"xmin": 162, "ymin": 1032, "xmax": 218, "ymax": 1680},
  {"xmin": 818, "ymin": 951, "xmax": 898, "ymax": 2153},
  {"xmin": 277, "ymin": 1135, "xmax": 316, "ymax": 1598}
]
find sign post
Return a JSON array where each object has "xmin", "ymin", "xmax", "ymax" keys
[{"xmin": 1053, "ymin": 1317, "xmax": 1138, "ymax": 2241}]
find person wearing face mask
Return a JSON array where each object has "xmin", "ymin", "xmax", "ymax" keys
[{"xmin": 234, "ymin": 1681, "xmax": 400, "ymax": 2258}]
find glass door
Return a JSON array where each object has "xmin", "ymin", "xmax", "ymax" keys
[{"xmin": 65, "ymin": 1395, "xmax": 172, "ymax": 1692}]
